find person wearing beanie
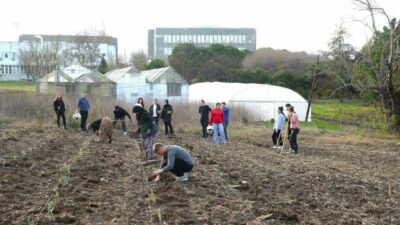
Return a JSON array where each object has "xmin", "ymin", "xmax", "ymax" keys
[{"xmin": 132, "ymin": 104, "xmax": 157, "ymax": 158}]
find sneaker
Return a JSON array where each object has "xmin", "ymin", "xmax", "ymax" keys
[
  {"xmin": 277, "ymin": 146, "xmax": 283, "ymax": 150},
  {"xmin": 124, "ymin": 132, "xmax": 127, "ymax": 135},
  {"xmin": 176, "ymin": 173, "xmax": 189, "ymax": 182},
  {"xmin": 272, "ymin": 145, "xmax": 277, "ymax": 149}
]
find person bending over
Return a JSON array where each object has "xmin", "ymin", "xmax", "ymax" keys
[
  {"xmin": 113, "ymin": 105, "xmax": 131, "ymax": 135},
  {"xmin": 149, "ymin": 143, "xmax": 194, "ymax": 182},
  {"xmin": 133, "ymin": 104, "xmax": 157, "ymax": 158},
  {"xmin": 87, "ymin": 117, "xmax": 113, "ymax": 143}
]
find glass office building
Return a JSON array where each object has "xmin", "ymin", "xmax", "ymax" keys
[{"xmin": 148, "ymin": 28, "xmax": 256, "ymax": 60}]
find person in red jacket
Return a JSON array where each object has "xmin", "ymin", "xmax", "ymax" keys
[{"xmin": 209, "ymin": 103, "xmax": 226, "ymax": 144}]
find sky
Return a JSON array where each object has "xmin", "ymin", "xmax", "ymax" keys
[{"xmin": 1, "ymin": 0, "xmax": 399, "ymax": 59}]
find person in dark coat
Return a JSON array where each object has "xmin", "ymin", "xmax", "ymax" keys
[
  {"xmin": 161, "ymin": 99, "xmax": 174, "ymax": 135},
  {"xmin": 133, "ymin": 104, "xmax": 157, "ymax": 158},
  {"xmin": 53, "ymin": 93, "xmax": 66, "ymax": 129},
  {"xmin": 149, "ymin": 98, "xmax": 161, "ymax": 127},
  {"xmin": 198, "ymin": 99, "xmax": 211, "ymax": 138},
  {"xmin": 113, "ymin": 105, "xmax": 131, "ymax": 135},
  {"xmin": 134, "ymin": 97, "xmax": 145, "ymax": 134}
]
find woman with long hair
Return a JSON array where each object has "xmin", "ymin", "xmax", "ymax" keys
[
  {"xmin": 134, "ymin": 97, "xmax": 145, "ymax": 134},
  {"xmin": 53, "ymin": 93, "xmax": 67, "ymax": 129}
]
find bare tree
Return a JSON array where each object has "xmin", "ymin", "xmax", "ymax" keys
[
  {"xmin": 353, "ymin": 0, "xmax": 400, "ymax": 131},
  {"xmin": 327, "ymin": 22, "xmax": 356, "ymax": 102},
  {"xmin": 129, "ymin": 50, "xmax": 148, "ymax": 70},
  {"xmin": 18, "ymin": 40, "xmax": 73, "ymax": 79}
]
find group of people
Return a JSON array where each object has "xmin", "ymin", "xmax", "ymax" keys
[
  {"xmin": 198, "ymin": 100, "xmax": 230, "ymax": 144},
  {"xmin": 271, "ymin": 103, "xmax": 300, "ymax": 154},
  {"xmin": 53, "ymin": 93, "xmax": 301, "ymax": 183}
]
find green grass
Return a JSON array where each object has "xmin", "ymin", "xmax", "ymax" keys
[
  {"xmin": 311, "ymin": 100, "xmax": 385, "ymax": 130},
  {"xmin": 0, "ymin": 81, "xmax": 36, "ymax": 93}
]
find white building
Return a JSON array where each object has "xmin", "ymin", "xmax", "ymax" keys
[
  {"xmin": 106, "ymin": 66, "xmax": 188, "ymax": 103},
  {"xmin": 189, "ymin": 82, "xmax": 311, "ymax": 122},
  {"xmin": 0, "ymin": 34, "xmax": 118, "ymax": 81}
]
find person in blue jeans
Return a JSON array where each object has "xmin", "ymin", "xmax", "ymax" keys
[
  {"xmin": 222, "ymin": 102, "xmax": 230, "ymax": 140},
  {"xmin": 272, "ymin": 106, "xmax": 285, "ymax": 149},
  {"xmin": 209, "ymin": 103, "xmax": 226, "ymax": 144},
  {"xmin": 76, "ymin": 92, "xmax": 90, "ymax": 131}
]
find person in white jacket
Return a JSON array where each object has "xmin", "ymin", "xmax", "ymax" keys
[{"xmin": 272, "ymin": 106, "xmax": 286, "ymax": 149}]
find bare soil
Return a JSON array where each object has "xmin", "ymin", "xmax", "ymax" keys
[{"xmin": 0, "ymin": 125, "xmax": 399, "ymax": 224}]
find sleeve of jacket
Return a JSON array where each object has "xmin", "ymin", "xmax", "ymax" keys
[
  {"xmin": 209, "ymin": 110, "xmax": 213, "ymax": 124},
  {"xmin": 53, "ymin": 101, "xmax": 58, "ymax": 113},
  {"xmin": 123, "ymin": 108, "xmax": 131, "ymax": 119}
]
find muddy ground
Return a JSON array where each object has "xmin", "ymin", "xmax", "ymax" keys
[{"xmin": 0, "ymin": 125, "xmax": 399, "ymax": 225}]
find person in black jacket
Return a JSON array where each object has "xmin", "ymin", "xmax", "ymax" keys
[
  {"xmin": 133, "ymin": 104, "xmax": 157, "ymax": 158},
  {"xmin": 53, "ymin": 93, "xmax": 67, "ymax": 129},
  {"xmin": 149, "ymin": 98, "xmax": 161, "ymax": 128},
  {"xmin": 198, "ymin": 99, "xmax": 211, "ymax": 138},
  {"xmin": 134, "ymin": 97, "xmax": 145, "ymax": 134},
  {"xmin": 113, "ymin": 105, "xmax": 131, "ymax": 135},
  {"xmin": 161, "ymin": 99, "xmax": 174, "ymax": 135}
]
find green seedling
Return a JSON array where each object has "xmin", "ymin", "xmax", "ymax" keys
[
  {"xmin": 257, "ymin": 214, "xmax": 272, "ymax": 221},
  {"xmin": 60, "ymin": 175, "xmax": 69, "ymax": 186},
  {"xmin": 149, "ymin": 188, "xmax": 156, "ymax": 204},
  {"xmin": 156, "ymin": 208, "xmax": 163, "ymax": 222},
  {"xmin": 47, "ymin": 201, "xmax": 54, "ymax": 216},
  {"xmin": 63, "ymin": 163, "xmax": 71, "ymax": 175}
]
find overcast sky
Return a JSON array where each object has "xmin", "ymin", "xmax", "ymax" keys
[{"xmin": 1, "ymin": 0, "xmax": 399, "ymax": 58}]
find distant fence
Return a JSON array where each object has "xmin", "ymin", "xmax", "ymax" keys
[{"xmin": 36, "ymin": 82, "xmax": 116, "ymax": 97}]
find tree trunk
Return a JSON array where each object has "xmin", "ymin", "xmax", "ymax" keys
[{"xmin": 389, "ymin": 93, "xmax": 400, "ymax": 132}]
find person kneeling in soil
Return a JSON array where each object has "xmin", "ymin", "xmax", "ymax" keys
[
  {"xmin": 149, "ymin": 143, "xmax": 193, "ymax": 182},
  {"xmin": 87, "ymin": 117, "xmax": 113, "ymax": 143}
]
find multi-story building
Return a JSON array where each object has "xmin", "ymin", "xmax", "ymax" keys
[
  {"xmin": 0, "ymin": 34, "xmax": 118, "ymax": 80},
  {"xmin": 148, "ymin": 28, "xmax": 256, "ymax": 60}
]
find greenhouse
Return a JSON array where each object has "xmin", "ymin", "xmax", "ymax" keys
[{"xmin": 189, "ymin": 82, "xmax": 310, "ymax": 122}]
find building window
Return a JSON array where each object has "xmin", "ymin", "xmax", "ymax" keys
[
  {"xmin": 201, "ymin": 35, "xmax": 205, "ymax": 43},
  {"xmin": 5, "ymin": 53, "xmax": 8, "ymax": 58},
  {"xmin": 0, "ymin": 65, "xmax": 3, "ymax": 74},
  {"xmin": 167, "ymin": 83, "xmax": 181, "ymax": 96}
]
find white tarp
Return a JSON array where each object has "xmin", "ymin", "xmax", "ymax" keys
[{"xmin": 189, "ymin": 82, "xmax": 310, "ymax": 122}]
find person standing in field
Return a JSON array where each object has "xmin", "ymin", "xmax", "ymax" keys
[
  {"xmin": 149, "ymin": 98, "xmax": 161, "ymax": 128},
  {"xmin": 288, "ymin": 106, "xmax": 300, "ymax": 154},
  {"xmin": 150, "ymin": 143, "xmax": 194, "ymax": 182},
  {"xmin": 161, "ymin": 99, "xmax": 174, "ymax": 135},
  {"xmin": 53, "ymin": 93, "xmax": 67, "ymax": 129},
  {"xmin": 113, "ymin": 105, "xmax": 131, "ymax": 135},
  {"xmin": 198, "ymin": 100, "xmax": 211, "ymax": 138},
  {"xmin": 77, "ymin": 92, "xmax": 90, "ymax": 132},
  {"xmin": 272, "ymin": 106, "xmax": 285, "ymax": 149},
  {"xmin": 209, "ymin": 103, "xmax": 226, "ymax": 144},
  {"xmin": 135, "ymin": 97, "xmax": 145, "ymax": 134},
  {"xmin": 222, "ymin": 102, "xmax": 230, "ymax": 140},
  {"xmin": 133, "ymin": 104, "xmax": 157, "ymax": 159}
]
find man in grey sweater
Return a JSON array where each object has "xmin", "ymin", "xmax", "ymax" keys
[{"xmin": 150, "ymin": 143, "xmax": 194, "ymax": 182}]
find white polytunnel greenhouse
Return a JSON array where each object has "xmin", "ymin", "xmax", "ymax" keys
[{"xmin": 189, "ymin": 82, "xmax": 311, "ymax": 122}]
